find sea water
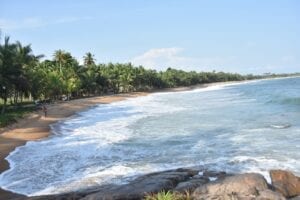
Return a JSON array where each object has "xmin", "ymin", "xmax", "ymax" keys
[{"xmin": 0, "ymin": 77, "xmax": 299, "ymax": 196}]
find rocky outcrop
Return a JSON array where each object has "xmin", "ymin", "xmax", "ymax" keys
[
  {"xmin": 16, "ymin": 168, "xmax": 300, "ymax": 200},
  {"xmin": 81, "ymin": 168, "xmax": 198, "ymax": 200},
  {"xmin": 270, "ymin": 169, "xmax": 300, "ymax": 198},
  {"xmin": 192, "ymin": 173, "xmax": 285, "ymax": 200},
  {"xmin": 22, "ymin": 168, "xmax": 223, "ymax": 200}
]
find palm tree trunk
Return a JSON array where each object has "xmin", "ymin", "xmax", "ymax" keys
[{"xmin": 1, "ymin": 98, "xmax": 7, "ymax": 115}]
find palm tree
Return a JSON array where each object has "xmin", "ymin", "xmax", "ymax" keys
[
  {"xmin": 53, "ymin": 50, "xmax": 72, "ymax": 72},
  {"xmin": 83, "ymin": 52, "xmax": 96, "ymax": 66},
  {"xmin": 53, "ymin": 50, "xmax": 64, "ymax": 72},
  {"xmin": 0, "ymin": 36, "xmax": 18, "ymax": 114},
  {"xmin": 15, "ymin": 41, "xmax": 43, "ymax": 103},
  {"xmin": 119, "ymin": 65, "xmax": 133, "ymax": 92},
  {"xmin": 17, "ymin": 41, "xmax": 44, "ymax": 64}
]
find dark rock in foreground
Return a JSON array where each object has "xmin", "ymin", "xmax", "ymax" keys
[
  {"xmin": 17, "ymin": 168, "xmax": 300, "ymax": 200},
  {"xmin": 81, "ymin": 168, "xmax": 199, "ymax": 200}
]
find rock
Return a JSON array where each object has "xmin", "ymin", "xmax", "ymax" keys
[
  {"xmin": 176, "ymin": 167, "xmax": 201, "ymax": 176},
  {"xmin": 21, "ymin": 193, "xmax": 85, "ymax": 200},
  {"xmin": 203, "ymin": 170, "xmax": 227, "ymax": 179},
  {"xmin": 257, "ymin": 189, "xmax": 286, "ymax": 200},
  {"xmin": 21, "ymin": 169, "xmax": 300, "ymax": 200},
  {"xmin": 270, "ymin": 170, "xmax": 300, "ymax": 198},
  {"xmin": 173, "ymin": 170, "xmax": 229, "ymax": 193},
  {"xmin": 174, "ymin": 177, "xmax": 209, "ymax": 192},
  {"xmin": 192, "ymin": 173, "xmax": 270, "ymax": 199},
  {"xmin": 289, "ymin": 196, "xmax": 300, "ymax": 200},
  {"xmin": 0, "ymin": 188, "xmax": 27, "ymax": 200},
  {"xmin": 81, "ymin": 169, "xmax": 194, "ymax": 200}
]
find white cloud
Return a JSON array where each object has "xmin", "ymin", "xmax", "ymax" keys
[
  {"xmin": 0, "ymin": 16, "xmax": 93, "ymax": 31},
  {"xmin": 131, "ymin": 47, "xmax": 237, "ymax": 72},
  {"xmin": 131, "ymin": 47, "xmax": 187, "ymax": 70}
]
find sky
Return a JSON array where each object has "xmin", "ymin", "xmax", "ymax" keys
[{"xmin": 0, "ymin": 0, "xmax": 299, "ymax": 74}]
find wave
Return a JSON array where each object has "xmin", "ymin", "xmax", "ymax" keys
[
  {"xmin": 270, "ymin": 123, "xmax": 291, "ymax": 129},
  {"xmin": 0, "ymin": 93, "xmax": 186, "ymax": 196}
]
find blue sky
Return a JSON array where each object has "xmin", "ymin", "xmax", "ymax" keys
[{"xmin": 0, "ymin": 0, "xmax": 299, "ymax": 74}]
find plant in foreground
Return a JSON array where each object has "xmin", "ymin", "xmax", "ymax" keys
[{"xmin": 144, "ymin": 190, "xmax": 191, "ymax": 200}]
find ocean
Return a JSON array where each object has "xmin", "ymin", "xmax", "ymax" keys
[{"xmin": 0, "ymin": 77, "xmax": 299, "ymax": 196}]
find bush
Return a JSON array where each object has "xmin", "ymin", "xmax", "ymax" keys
[
  {"xmin": 144, "ymin": 190, "xmax": 191, "ymax": 200},
  {"xmin": 0, "ymin": 106, "xmax": 36, "ymax": 128}
]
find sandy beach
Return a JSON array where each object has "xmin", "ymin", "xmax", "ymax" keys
[{"xmin": 0, "ymin": 92, "xmax": 150, "ymax": 199}]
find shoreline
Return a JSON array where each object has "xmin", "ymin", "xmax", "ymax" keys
[
  {"xmin": 0, "ymin": 78, "xmax": 285, "ymax": 198},
  {"xmin": 0, "ymin": 92, "xmax": 150, "ymax": 199}
]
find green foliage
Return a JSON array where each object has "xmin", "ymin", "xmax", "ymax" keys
[
  {"xmin": 0, "ymin": 105, "xmax": 36, "ymax": 127},
  {"xmin": 145, "ymin": 191, "xmax": 175, "ymax": 200},
  {"xmin": 144, "ymin": 190, "xmax": 191, "ymax": 200},
  {"xmin": 1, "ymin": 35, "xmax": 298, "ymax": 115}
]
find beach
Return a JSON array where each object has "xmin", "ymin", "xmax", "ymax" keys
[
  {"xmin": 0, "ymin": 78, "xmax": 218, "ymax": 197},
  {"xmin": 0, "ymin": 92, "xmax": 150, "ymax": 199},
  {"xmin": 0, "ymin": 84, "xmax": 204, "ymax": 199}
]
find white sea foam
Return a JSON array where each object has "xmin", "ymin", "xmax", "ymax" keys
[
  {"xmin": 198, "ymin": 171, "xmax": 204, "ymax": 176},
  {"xmin": 270, "ymin": 123, "xmax": 291, "ymax": 129},
  {"xmin": 208, "ymin": 177, "xmax": 217, "ymax": 181}
]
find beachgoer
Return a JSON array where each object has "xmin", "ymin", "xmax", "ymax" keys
[{"xmin": 42, "ymin": 105, "xmax": 47, "ymax": 117}]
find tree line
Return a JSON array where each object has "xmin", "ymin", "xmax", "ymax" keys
[{"xmin": 0, "ymin": 36, "xmax": 293, "ymax": 114}]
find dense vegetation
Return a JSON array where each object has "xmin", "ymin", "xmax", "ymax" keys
[{"xmin": 0, "ymin": 36, "xmax": 299, "ymax": 119}]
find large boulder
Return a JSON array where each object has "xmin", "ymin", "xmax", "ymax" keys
[
  {"xmin": 192, "ymin": 173, "xmax": 285, "ymax": 200},
  {"xmin": 270, "ymin": 170, "xmax": 300, "ymax": 198}
]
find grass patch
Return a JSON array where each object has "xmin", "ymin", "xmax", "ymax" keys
[
  {"xmin": 145, "ymin": 190, "xmax": 191, "ymax": 200},
  {"xmin": 0, "ymin": 105, "xmax": 36, "ymax": 128}
]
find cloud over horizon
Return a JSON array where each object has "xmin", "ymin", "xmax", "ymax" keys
[
  {"xmin": 131, "ymin": 47, "xmax": 238, "ymax": 72},
  {"xmin": 131, "ymin": 47, "xmax": 187, "ymax": 70},
  {"xmin": 130, "ymin": 48, "xmax": 299, "ymax": 74}
]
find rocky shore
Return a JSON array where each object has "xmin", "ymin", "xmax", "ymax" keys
[{"xmin": 9, "ymin": 168, "xmax": 299, "ymax": 200}]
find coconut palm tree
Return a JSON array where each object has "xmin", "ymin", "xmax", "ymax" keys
[
  {"xmin": 14, "ymin": 41, "xmax": 44, "ymax": 103},
  {"xmin": 83, "ymin": 52, "xmax": 96, "ymax": 66},
  {"xmin": 0, "ymin": 36, "xmax": 19, "ymax": 114},
  {"xmin": 53, "ymin": 50, "xmax": 73, "ymax": 72}
]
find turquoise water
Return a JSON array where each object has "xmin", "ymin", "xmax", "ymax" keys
[{"xmin": 0, "ymin": 77, "xmax": 299, "ymax": 196}]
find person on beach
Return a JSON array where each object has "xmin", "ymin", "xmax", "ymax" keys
[{"xmin": 42, "ymin": 105, "xmax": 47, "ymax": 117}]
